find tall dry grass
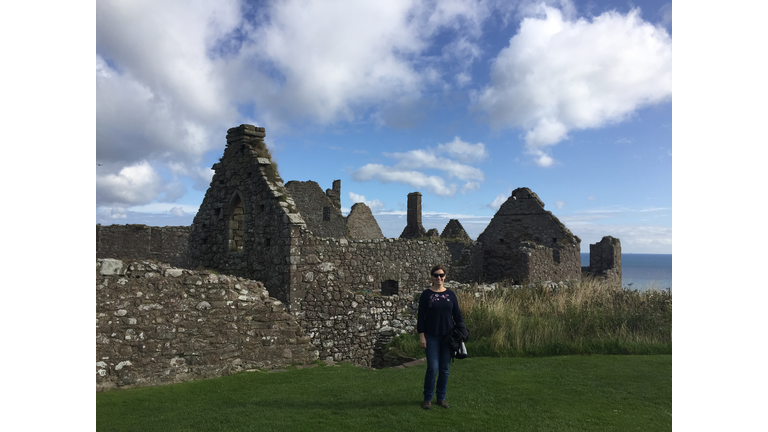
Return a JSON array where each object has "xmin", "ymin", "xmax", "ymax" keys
[{"xmin": 453, "ymin": 276, "xmax": 672, "ymax": 356}]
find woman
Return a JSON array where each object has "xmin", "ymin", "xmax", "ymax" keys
[{"xmin": 417, "ymin": 264, "xmax": 464, "ymax": 410}]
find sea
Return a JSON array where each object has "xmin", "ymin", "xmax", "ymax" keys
[{"xmin": 580, "ymin": 253, "xmax": 672, "ymax": 292}]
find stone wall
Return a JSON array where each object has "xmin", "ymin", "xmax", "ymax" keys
[
  {"xmin": 96, "ymin": 224, "xmax": 191, "ymax": 268},
  {"xmin": 523, "ymin": 242, "xmax": 582, "ymax": 284},
  {"xmin": 288, "ymin": 234, "xmax": 452, "ymax": 367},
  {"xmin": 96, "ymin": 259, "xmax": 317, "ymax": 391},
  {"xmin": 447, "ymin": 240, "xmax": 484, "ymax": 283},
  {"xmin": 285, "ymin": 180, "xmax": 346, "ymax": 239},
  {"xmin": 346, "ymin": 202, "xmax": 384, "ymax": 239}
]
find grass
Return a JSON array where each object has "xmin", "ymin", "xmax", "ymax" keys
[
  {"xmin": 390, "ymin": 276, "xmax": 671, "ymax": 359},
  {"xmin": 97, "ymin": 355, "xmax": 671, "ymax": 431}
]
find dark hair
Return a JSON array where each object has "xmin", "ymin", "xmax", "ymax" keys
[{"xmin": 430, "ymin": 264, "xmax": 446, "ymax": 275}]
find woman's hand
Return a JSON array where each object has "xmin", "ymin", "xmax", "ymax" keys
[{"xmin": 419, "ymin": 333, "xmax": 427, "ymax": 349}]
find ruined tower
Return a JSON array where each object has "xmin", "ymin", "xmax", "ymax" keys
[
  {"xmin": 399, "ymin": 192, "xmax": 427, "ymax": 239},
  {"xmin": 587, "ymin": 236, "xmax": 622, "ymax": 288}
]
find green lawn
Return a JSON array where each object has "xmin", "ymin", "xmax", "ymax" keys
[{"xmin": 97, "ymin": 355, "xmax": 671, "ymax": 432}]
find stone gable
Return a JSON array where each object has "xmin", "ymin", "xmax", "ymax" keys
[
  {"xmin": 475, "ymin": 187, "xmax": 582, "ymax": 284},
  {"xmin": 346, "ymin": 202, "xmax": 384, "ymax": 239},
  {"xmin": 441, "ymin": 219, "xmax": 472, "ymax": 242}
]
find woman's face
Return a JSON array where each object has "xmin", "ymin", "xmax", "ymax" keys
[{"xmin": 432, "ymin": 270, "xmax": 446, "ymax": 285}]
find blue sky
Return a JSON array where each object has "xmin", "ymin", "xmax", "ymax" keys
[{"xmin": 95, "ymin": 0, "xmax": 672, "ymax": 253}]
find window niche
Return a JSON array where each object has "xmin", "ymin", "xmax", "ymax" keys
[
  {"xmin": 228, "ymin": 193, "xmax": 245, "ymax": 252},
  {"xmin": 381, "ymin": 280, "xmax": 399, "ymax": 296}
]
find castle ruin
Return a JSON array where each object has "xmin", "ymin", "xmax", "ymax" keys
[{"xmin": 96, "ymin": 124, "xmax": 621, "ymax": 389}]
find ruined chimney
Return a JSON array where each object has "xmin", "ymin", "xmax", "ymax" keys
[
  {"xmin": 399, "ymin": 192, "xmax": 427, "ymax": 239},
  {"xmin": 325, "ymin": 179, "xmax": 341, "ymax": 209}
]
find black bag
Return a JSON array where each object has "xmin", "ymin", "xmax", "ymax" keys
[{"xmin": 446, "ymin": 322, "xmax": 469, "ymax": 362}]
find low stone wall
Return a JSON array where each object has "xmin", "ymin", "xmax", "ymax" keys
[
  {"xmin": 96, "ymin": 259, "xmax": 317, "ymax": 392},
  {"xmin": 96, "ymin": 225, "xmax": 191, "ymax": 268},
  {"xmin": 524, "ymin": 243, "xmax": 582, "ymax": 284}
]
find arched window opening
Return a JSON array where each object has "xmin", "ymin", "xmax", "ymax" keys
[{"xmin": 228, "ymin": 194, "xmax": 244, "ymax": 252}]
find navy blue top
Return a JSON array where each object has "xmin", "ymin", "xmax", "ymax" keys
[{"xmin": 417, "ymin": 289, "xmax": 463, "ymax": 337}]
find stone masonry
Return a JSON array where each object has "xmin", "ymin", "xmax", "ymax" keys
[
  {"xmin": 441, "ymin": 219, "xmax": 472, "ymax": 242},
  {"xmin": 289, "ymin": 236, "xmax": 450, "ymax": 367},
  {"xmin": 346, "ymin": 202, "xmax": 384, "ymax": 239},
  {"xmin": 472, "ymin": 187, "xmax": 582, "ymax": 284},
  {"xmin": 96, "ymin": 224, "xmax": 191, "ymax": 268},
  {"xmin": 285, "ymin": 180, "xmax": 347, "ymax": 239},
  {"xmin": 584, "ymin": 235, "xmax": 622, "ymax": 288},
  {"xmin": 96, "ymin": 258, "xmax": 316, "ymax": 391},
  {"xmin": 187, "ymin": 125, "xmax": 303, "ymax": 305}
]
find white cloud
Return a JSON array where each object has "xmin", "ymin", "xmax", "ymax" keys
[
  {"xmin": 488, "ymin": 192, "xmax": 509, "ymax": 209},
  {"xmin": 352, "ymin": 164, "xmax": 458, "ymax": 197},
  {"xmin": 564, "ymin": 221, "xmax": 672, "ymax": 254},
  {"xmin": 125, "ymin": 203, "xmax": 200, "ymax": 214},
  {"xmin": 462, "ymin": 182, "xmax": 481, "ymax": 193},
  {"xmin": 97, "ymin": 0, "xmax": 239, "ymax": 120},
  {"xmin": 97, "ymin": 207, "xmax": 128, "ymax": 219},
  {"xmin": 348, "ymin": 192, "xmax": 385, "ymax": 211},
  {"xmin": 555, "ymin": 200, "xmax": 565, "ymax": 209},
  {"xmin": 473, "ymin": 6, "xmax": 672, "ymax": 166},
  {"xmin": 96, "ymin": 0, "xmax": 500, "ymax": 210},
  {"xmin": 96, "ymin": 161, "xmax": 164, "ymax": 206},
  {"xmin": 170, "ymin": 207, "xmax": 186, "ymax": 217},
  {"xmin": 436, "ymin": 136, "xmax": 488, "ymax": 163},
  {"xmin": 351, "ymin": 136, "xmax": 486, "ymax": 197},
  {"xmin": 248, "ymin": 0, "xmax": 494, "ymax": 126},
  {"xmin": 96, "ymin": 1, "xmax": 243, "ymax": 209},
  {"xmin": 387, "ymin": 149, "xmax": 485, "ymax": 181}
]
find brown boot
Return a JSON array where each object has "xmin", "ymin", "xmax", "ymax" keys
[
  {"xmin": 435, "ymin": 400, "xmax": 450, "ymax": 409},
  {"xmin": 422, "ymin": 400, "xmax": 432, "ymax": 410}
]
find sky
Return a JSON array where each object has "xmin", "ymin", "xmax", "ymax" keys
[
  {"xmin": 95, "ymin": 0, "xmax": 673, "ymax": 253},
  {"xmin": 8, "ymin": 2, "xmax": 768, "ymax": 427}
]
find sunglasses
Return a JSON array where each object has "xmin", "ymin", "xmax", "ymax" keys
[{"xmin": 432, "ymin": 273, "xmax": 445, "ymax": 278}]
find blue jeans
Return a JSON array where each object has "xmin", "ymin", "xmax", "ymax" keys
[{"xmin": 423, "ymin": 334, "xmax": 451, "ymax": 401}]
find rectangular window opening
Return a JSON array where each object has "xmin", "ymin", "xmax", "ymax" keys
[{"xmin": 381, "ymin": 280, "xmax": 399, "ymax": 296}]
